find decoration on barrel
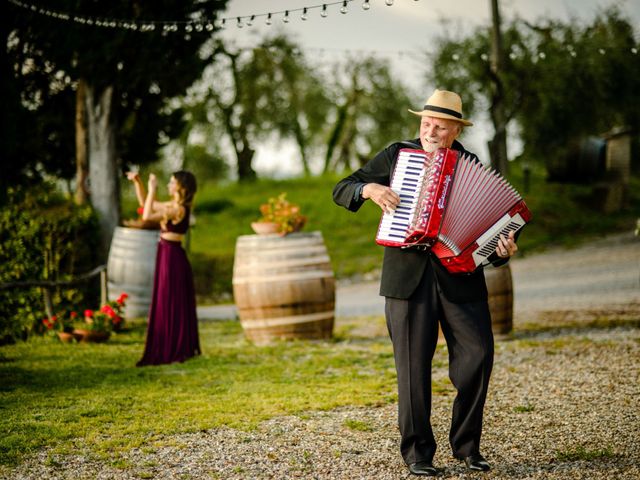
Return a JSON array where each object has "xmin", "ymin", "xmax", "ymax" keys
[
  {"xmin": 251, "ymin": 192, "xmax": 307, "ymax": 236},
  {"xmin": 122, "ymin": 206, "xmax": 161, "ymax": 230}
]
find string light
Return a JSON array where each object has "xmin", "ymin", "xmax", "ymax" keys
[
  {"xmin": 7, "ymin": 0, "xmax": 372, "ymax": 32},
  {"xmin": 6, "ymin": 0, "xmax": 637, "ymax": 62}
]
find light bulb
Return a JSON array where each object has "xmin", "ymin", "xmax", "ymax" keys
[
  {"xmin": 266, "ymin": 13, "xmax": 272, "ymax": 25},
  {"xmin": 385, "ymin": 0, "xmax": 394, "ymax": 5},
  {"xmin": 246, "ymin": 15, "xmax": 255, "ymax": 26},
  {"xmin": 301, "ymin": 8, "xmax": 308, "ymax": 20},
  {"xmin": 362, "ymin": 0, "xmax": 371, "ymax": 9},
  {"xmin": 340, "ymin": 1, "xmax": 348, "ymax": 13},
  {"xmin": 321, "ymin": 4, "xmax": 328, "ymax": 17},
  {"xmin": 283, "ymin": 10, "xmax": 290, "ymax": 23},
  {"xmin": 236, "ymin": 17, "xmax": 243, "ymax": 28}
]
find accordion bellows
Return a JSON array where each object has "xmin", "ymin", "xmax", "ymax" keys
[{"xmin": 375, "ymin": 148, "xmax": 532, "ymax": 273}]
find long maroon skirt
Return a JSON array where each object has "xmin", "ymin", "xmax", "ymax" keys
[{"xmin": 137, "ymin": 238, "xmax": 201, "ymax": 366}]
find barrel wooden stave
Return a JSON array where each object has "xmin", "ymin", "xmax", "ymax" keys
[
  {"xmin": 232, "ymin": 232, "xmax": 335, "ymax": 345},
  {"xmin": 437, "ymin": 263, "xmax": 513, "ymax": 343},
  {"xmin": 107, "ymin": 226, "xmax": 159, "ymax": 319},
  {"xmin": 485, "ymin": 264, "xmax": 514, "ymax": 336}
]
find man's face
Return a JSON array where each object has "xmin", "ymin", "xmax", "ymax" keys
[{"xmin": 419, "ymin": 116, "xmax": 461, "ymax": 153}]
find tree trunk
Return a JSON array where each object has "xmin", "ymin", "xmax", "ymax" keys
[
  {"xmin": 85, "ymin": 83, "xmax": 120, "ymax": 256},
  {"xmin": 489, "ymin": 0, "xmax": 509, "ymax": 175},
  {"xmin": 74, "ymin": 78, "xmax": 89, "ymax": 205},
  {"xmin": 236, "ymin": 145, "xmax": 256, "ymax": 181},
  {"xmin": 323, "ymin": 102, "xmax": 348, "ymax": 173},
  {"xmin": 293, "ymin": 121, "xmax": 311, "ymax": 176}
]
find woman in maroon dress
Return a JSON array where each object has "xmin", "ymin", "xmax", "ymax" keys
[{"xmin": 127, "ymin": 170, "xmax": 201, "ymax": 366}]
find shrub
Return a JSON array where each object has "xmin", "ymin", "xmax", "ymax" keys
[{"xmin": 0, "ymin": 184, "xmax": 101, "ymax": 343}]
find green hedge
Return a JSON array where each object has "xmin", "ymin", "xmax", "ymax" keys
[{"xmin": 0, "ymin": 186, "xmax": 101, "ymax": 343}]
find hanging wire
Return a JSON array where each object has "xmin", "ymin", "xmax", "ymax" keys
[{"xmin": 6, "ymin": 0, "xmax": 369, "ymax": 32}]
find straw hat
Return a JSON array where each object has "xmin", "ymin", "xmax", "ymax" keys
[{"xmin": 408, "ymin": 89, "xmax": 473, "ymax": 126}]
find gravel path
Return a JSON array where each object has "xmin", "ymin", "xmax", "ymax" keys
[{"xmin": 6, "ymin": 233, "xmax": 640, "ymax": 479}]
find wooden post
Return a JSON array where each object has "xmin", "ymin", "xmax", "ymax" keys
[
  {"xmin": 489, "ymin": 0, "xmax": 509, "ymax": 175},
  {"xmin": 100, "ymin": 268, "xmax": 108, "ymax": 306},
  {"xmin": 42, "ymin": 287, "xmax": 54, "ymax": 320}
]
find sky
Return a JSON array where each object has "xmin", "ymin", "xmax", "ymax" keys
[{"xmin": 216, "ymin": 0, "xmax": 640, "ymax": 176}]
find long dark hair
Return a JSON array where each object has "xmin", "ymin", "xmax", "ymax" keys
[{"xmin": 173, "ymin": 170, "xmax": 197, "ymax": 208}]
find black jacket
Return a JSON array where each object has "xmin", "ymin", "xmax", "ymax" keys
[{"xmin": 333, "ymin": 139, "xmax": 508, "ymax": 302}]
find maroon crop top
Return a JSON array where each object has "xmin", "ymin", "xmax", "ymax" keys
[{"xmin": 162, "ymin": 206, "xmax": 190, "ymax": 234}]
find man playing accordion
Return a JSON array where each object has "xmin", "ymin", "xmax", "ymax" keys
[{"xmin": 333, "ymin": 89, "xmax": 518, "ymax": 476}]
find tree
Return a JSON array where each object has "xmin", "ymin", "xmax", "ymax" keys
[
  {"xmin": 185, "ymin": 35, "xmax": 331, "ymax": 181},
  {"xmin": 251, "ymin": 36, "xmax": 331, "ymax": 176},
  {"xmin": 323, "ymin": 56, "xmax": 415, "ymax": 172},
  {"xmin": 429, "ymin": 6, "xmax": 639, "ymax": 176},
  {"xmin": 5, "ymin": 0, "xmax": 228, "ymax": 252}
]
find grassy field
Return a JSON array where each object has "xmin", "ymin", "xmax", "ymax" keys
[
  {"xmin": 2, "ymin": 165, "xmax": 638, "ymax": 474},
  {"xmin": 0, "ymin": 317, "xmax": 397, "ymax": 468},
  {"xmin": 121, "ymin": 166, "xmax": 640, "ymax": 303}
]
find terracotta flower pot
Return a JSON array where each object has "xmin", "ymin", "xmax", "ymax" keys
[
  {"xmin": 73, "ymin": 329, "xmax": 111, "ymax": 343},
  {"xmin": 251, "ymin": 222, "xmax": 281, "ymax": 235},
  {"xmin": 57, "ymin": 331, "xmax": 77, "ymax": 343}
]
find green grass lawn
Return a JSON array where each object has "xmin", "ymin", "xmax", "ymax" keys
[
  {"xmin": 0, "ymin": 317, "xmax": 398, "ymax": 468},
  {"xmin": 121, "ymin": 167, "xmax": 640, "ymax": 303}
]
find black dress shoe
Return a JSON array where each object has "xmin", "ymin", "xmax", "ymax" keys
[
  {"xmin": 463, "ymin": 453, "xmax": 491, "ymax": 471},
  {"xmin": 408, "ymin": 461, "xmax": 440, "ymax": 476}
]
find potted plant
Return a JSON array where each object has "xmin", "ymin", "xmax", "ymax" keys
[
  {"xmin": 122, "ymin": 206, "xmax": 161, "ymax": 230},
  {"xmin": 252, "ymin": 193, "xmax": 307, "ymax": 236},
  {"xmin": 42, "ymin": 311, "xmax": 80, "ymax": 343},
  {"xmin": 74, "ymin": 293, "xmax": 128, "ymax": 343}
]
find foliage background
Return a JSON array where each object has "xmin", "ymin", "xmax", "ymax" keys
[{"xmin": 0, "ymin": 187, "xmax": 100, "ymax": 343}]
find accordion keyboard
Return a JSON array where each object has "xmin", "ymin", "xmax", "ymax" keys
[{"xmin": 376, "ymin": 150, "xmax": 426, "ymax": 245}]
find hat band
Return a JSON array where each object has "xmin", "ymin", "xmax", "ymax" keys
[{"xmin": 423, "ymin": 105, "xmax": 462, "ymax": 119}]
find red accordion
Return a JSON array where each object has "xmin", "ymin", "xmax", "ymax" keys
[{"xmin": 375, "ymin": 148, "xmax": 532, "ymax": 273}]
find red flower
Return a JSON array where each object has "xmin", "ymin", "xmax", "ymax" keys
[
  {"xmin": 51, "ymin": 315, "xmax": 57, "ymax": 322},
  {"xmin": 116, "ymin": 293, "xmax": 129, "ymax": 305},
  {"xmin": 137, "ymin": 206, "xmax": 144, "ymax": 215},
  {"xmin": 100, "ymin": 305, "xmax": 116, "ymax": 318},
  {"xmin": 42, "ymin": 318, "xmax": 51, "ymax": 328},
  {"xmin": 113, "ymin": 316, "xmax": 122, "ymax": 325},
  {"xmin": 84, "ymin": 309, "xmax": 93, "ymax": 318},
  {"xmin": 70, "ymin": 311, "xmax": 78, "ymax": 319}
]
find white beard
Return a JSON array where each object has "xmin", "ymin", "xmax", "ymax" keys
[{"xmin": 422, "ymin": 138, "xmax": 441, "ymax": 153}]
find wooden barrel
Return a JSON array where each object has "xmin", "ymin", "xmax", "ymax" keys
[
  {"xmin": 107, "ymin": 226, "xmax": 159, "ymax": 319},
  {"xmin": 438, "ymin": 263, "xmax": 513, "ymax": 343},
  {"xmin": 485, "ymin": 264, "xmax": 514, "ymax": 336},
  {"xmin": 232, "ymin": 231, "xmax": 335, "ymax": 345}
]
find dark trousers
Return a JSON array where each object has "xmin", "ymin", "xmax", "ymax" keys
[{"xmin": 385, "ymin": 261, "xmax": 494, "ymax": 464}]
